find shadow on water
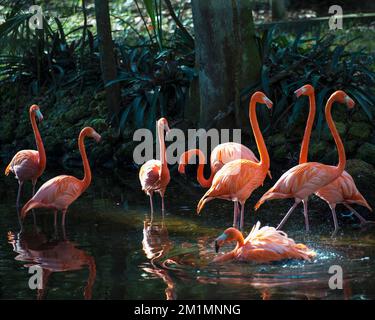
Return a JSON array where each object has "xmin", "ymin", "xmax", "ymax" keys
[{"xmin": 0, "ymin": 169, "xmax": 375, "ymax": 299}]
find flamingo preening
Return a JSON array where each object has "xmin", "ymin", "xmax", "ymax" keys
[
  {"xmin": 294, "ymin": 84, "xmax": 373, "ymax": 234},
  {"xmin": 213, "ymin": 222, "xmax": 316, "ymax": 263},
  {"xmin": 255, "ymin": 90, "xmax": 355, "ymax": 232},
  {"xmin": 20, "ymin": 127, "xmax": 101, "ymax": 227},
  {"xmin": 139, "ymin": 118, "xmax": 171, "ymax": 216},
  {"xmin": 5, "ymin": 105, "xmax": 46, "ymax": 213},
  {"xmin": 197, "ymin": 92, "xmax": 272, "ymax": 230}
]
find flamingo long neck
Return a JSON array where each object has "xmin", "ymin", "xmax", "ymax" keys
[
  {"xmin": 325, "ymin": 93, "xmax": 346, "ymax": 175},
  {"xmin": 30, "ymin": 110, "xmax": 46, "ymax": 177},
  {"xmin": 299, "ymin": 92, "xmax": 316, "ymax": 164},
  {"xmin": 249, "ymin": 96, "xmax": 270, "ymax": 171},
  {"xmin": 158, "ymin": 123, "xmax": 168, "ymax": 176},
  {"xmin": 79, "ymin": 131, "xmax": 91, "ymax": 191},
  {"xmin": 233, "ymin": 229, "xmax": 245, "ymax": 248},
  {"xmin": 191, "ymin": 149, "xmax": 213, "ymax": 188}
]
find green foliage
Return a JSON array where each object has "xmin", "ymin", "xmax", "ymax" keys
[
  {"xmin": 109, "ymin": 45, "xmax": 195, "ymax": 133},
  {"xmin": 249, "ymin": 27, "xmax": 375, "ymax": 136}
]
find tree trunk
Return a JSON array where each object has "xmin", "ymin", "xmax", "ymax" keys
[
  {"xmin": 94, "ymin": 0, "xmax": 121, "ymax": 125},
  {"xmin": 191, "ymin": 0, "xmax": 261, "ymax": 129},
  {"xmin": 271, "ymin": 0, "xmax": 287, "ymax": 21}
]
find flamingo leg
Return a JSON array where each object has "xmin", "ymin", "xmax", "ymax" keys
[
  {"xmin": 302, "ymin": 198, "xmax": 310, "ymax": 232},
  {"xmin": 330, "ymin": 204, "xmax": 339, "ymax": 236},
  {"xmin": 54, "ymin": 211, "xmax": 58, "ymax": 227},
  {"xmin": 16, "ymin": 181, "xmax": 23, "ymax": 209},
  {"xmin": 161, "ymin": 195, "xmax": 165, "ymax": 217},
  {"xmin": 276, "ymin": 202, "xmax": 299, "ymax": 230},
  {"xmin": 233, "ymin": 202, "xmax": 239, "ymax": 228},
  {"xmin": 239, "ymin": 202, "xmax": 245, "ymax": 232},
  {"xmin": 62, "ymin": 209, "xmax": 67, "ymax": 227},
  {"xmin": 344, "ymin": 204, "xmax": 375, "ymax": 225}
]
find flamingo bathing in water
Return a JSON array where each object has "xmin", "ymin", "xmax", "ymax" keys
[
  {"xmin": 294, "ymin": 84, "xmax": 373, "ymax": 234},
  {"xmin": 5, "ymin": 105, "xmax": 46, "ymax": 213},
  {"xmin": 255, "ymin": 90, "xmax": 355, "ymax": 232},
  {"xmin": 197, "ymin": 92, "xmax": 272, "ymax": 230},
  {"xmin": 20, "ymin": 127, "xmax": 101, "ymax": 227},
  {"xmin": 213, "ymin": 222, "xmax": 316, "ymax": 263},
  {"xmin": 139, "ymin": 118, "xmax": 171, "ymax": 215}
]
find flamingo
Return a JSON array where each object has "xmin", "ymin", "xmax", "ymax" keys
[
  {"xmin": 255, "ymin": 90, "xmax": 355, "ymax": 232},
  {"xmin": 178, "ymin": 143, "xmax": 272, "ymax": 188},
  {"xmin": 294, "ymin": 85, "xmax": 373, "ymax": 234},
  {"xmin": 20, "ymin": 127, "xmax": 101, "ymax": 227},
  {"xmin": 5, "ymin": 105, "xmax": 46, "ymax": 212},
  {"xmin": 139, "ymin": 118, "xmax": 170, "ymax": 215},
  {"xmin": 197, "ymin": 91, "xmax": 272, "ymax": 230},
  {"xmin": 213, "ymin": 222, "xmax": 316, "ymax": 263}
]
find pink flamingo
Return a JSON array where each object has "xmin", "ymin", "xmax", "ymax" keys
[
  {"xmin": 139, "ymin": 118, "xmax": 171, "ymax": 215},
  {"xmin": 294, "ymin": 85, "xmax": 373, "ymax": 234},
  {"xmin": 20, "ymin": 127, "xmax": 101, "ymax": 226},
  {"xmin": 213, "ymin": 222, "xmax": 316, "ymax": 263},
  {"xmin": 197, "ymin": 92, "xmax": 272, "ymax": 230},
  {"xmin": 5, "ymin": 105, "xmax": 46, "ymax": 211},
  {"xmin": 255, "ymin": 90, "xmax": 355, "ymax": 232}
]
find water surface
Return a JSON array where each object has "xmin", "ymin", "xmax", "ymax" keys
[{"xmin": 0, "ymin": 169, "xmax": 374, "ymax": 300}]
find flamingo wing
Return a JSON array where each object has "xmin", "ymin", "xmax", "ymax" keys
[
  {"xmin": 21, "ymin": 175, "xmax": 82, "ymax": 216},
  {"xmin": 316, "ymin": 171, "xmax": 372, "ymax": 210},
  {"xmin": 139, "ymin": 160, "xmax": 161, "ymax": 194},
  {"xmin": 256, "ymin": 162, "xmax": 337, "ymax": 209},
  {"xmin": 6, "ymin": 150, "xmax": 39, "ymax": 181}
]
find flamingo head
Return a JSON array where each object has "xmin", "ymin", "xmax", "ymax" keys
[
  {"xmin": 294, "ymin": 84, "xmax": 314, "ymax": 97},
  {"xmin": 178, "ymin": 152, "xmax": 188, "ymax": 174},
  {"xmin": 334, "ymin": 91, "xmax": 355, "ymax": 109},
  {"xmin": 214, "ymin": 227, "xmax": 239, "ymax": 253},
  {"xmin": 30, "ymin": 105, "xmax": 43, "ymax": 122},
  {"xmin": 158, "ymin": 117, "xmax": 171, "ymax": 134},
  {"xmin": 82, "ymin": 127, "xmax": 101, "ymax": 142}
]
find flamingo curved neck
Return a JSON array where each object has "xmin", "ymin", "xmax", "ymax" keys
[
  {"xmin": 79, "ymin": 131, "xmax": 91, "ymax": 190},
  {"xmin": 30, "ymin": 110, "xmax": 46, "ymax": 177},
  {"xmin": 249, "ymin": 96, "xmax": 270, "ymax": 171},
  {"xmin": 190, "ymin": 149, "xmax": 214, "ymax": 188},
  {"xmin": 232, "ymin": 229, "xmax": 245, "ymax": 248},
  {"xmin": 325, "ymin": 94, "xmax": 346, "ymax": 174},
  {"xmin": 299, "ymin": 92, "xmax": 316, "ymax": 164},
  {"xmin": 158, "ymin": 123, "xmax": 168, "ymax": 176}
]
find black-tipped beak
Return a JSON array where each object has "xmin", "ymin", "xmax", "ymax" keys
[{"xmin": 215, "ymin": 240, "xmax": 220, "ymax": 253}]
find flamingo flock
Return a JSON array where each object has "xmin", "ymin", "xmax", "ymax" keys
[{"xmin": 4, "ymin": 87, "xmax": 374, "ymax": 267}]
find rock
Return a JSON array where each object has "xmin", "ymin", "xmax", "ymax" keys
[
  {"xmin": 348, "ymin": 121, "xmax": 372, "ymax": 140},
  {"xmin": 346, "ymin": 159, "xmax": 375, "ymax": 204},
  {"xmin": 345, "ymin": 140, "xmax": 358, "ymax": 155},
  {"xmin": 356, "ymin": 143, "xmax": 375, "ymax": 166}
]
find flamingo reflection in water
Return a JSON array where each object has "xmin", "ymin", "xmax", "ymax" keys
[
  {"xmin": 7, "ymin": 229, "xmax": 96, "ymax": 299},
  {"xmin": 142, "ymin": 218, "xmax": 176, "ymax": 300}
]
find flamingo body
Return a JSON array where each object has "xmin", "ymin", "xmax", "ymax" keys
[
  {"xmin": 214, "ymin": 223, "xmax": 316, "ymax": 263},
  {"xmin": 6, "ymin": 150, "xmax": 40, "ymax": 182},
  {"xmin": 315, "ymin": 171, "xmax": 372, "ymax": 210},
  {"xmin": 139, "ymin": 159, "xmax": 170, "ymax": 197},
  {"xmin": 20, "ymin": 127, "xmax": 101, "ymax": 225}
]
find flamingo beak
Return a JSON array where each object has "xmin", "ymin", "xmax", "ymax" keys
[
  {"xmin": 215, "ymin": 233, "xmax": 228, "ymax": 253},
  {"xmin": 93, "ymin": 132, "xmax": 102, "ymax": 143},
  {"xmin": 294, "ymin": 87, "xmax": 306, "ymax": 98},
  {"xmin": 345, "ymin": 96, "xmax": 355, "ymax": 109},
  {"xmin": 263, "ymin": 96, "xmax": 273, "ymax": 109},
  {"xmin": 35, "ymin": 109, "xmax": 43, "ymax": 121}
]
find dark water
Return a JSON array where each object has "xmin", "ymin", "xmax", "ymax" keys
[{"xmin": 1, "ymin": 169, "xmax": 375, "ymax": 300}]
